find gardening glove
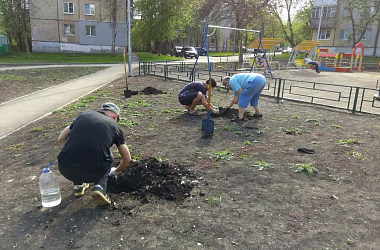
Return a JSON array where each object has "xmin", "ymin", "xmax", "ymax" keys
[
  {"xmin": 109, "ymin": 167, "xmax": 118, "ymax": 177},
  {"xmin": 212, "ymin": 107, "xmax": 219, "ymax": 114}
]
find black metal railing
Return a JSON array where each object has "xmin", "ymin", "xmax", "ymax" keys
[{"xmin": 138, "ymin": 61, "xmax": 380, "ymax": 115}]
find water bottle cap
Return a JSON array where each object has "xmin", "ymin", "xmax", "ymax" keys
[{"xmin": 43, "ymin": 163, "xmax": 52, "ymax": 173}]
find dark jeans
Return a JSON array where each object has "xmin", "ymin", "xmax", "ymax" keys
[
  {"xmin": 59, "ymin": 165, "xmax": 110, "ymax": 190},
  {"xmin": 308, "ymin": 61, "xmax": 320, "ymax": 72}
]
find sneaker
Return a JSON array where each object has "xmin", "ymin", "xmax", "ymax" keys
[
  {"xmin": 92, "ymin": 185, "xmax": 111, "ymax": 205},
  {"xmin": 252, "ymin": 113, "xmax": 263, "ymax": 119},
  {"xmin": 231, "ymin": 117, "xmax": 245, "ymax": 123},
  {"xmin": 74, "ymin": 183, "xmax": 89, "ymax": 197}
]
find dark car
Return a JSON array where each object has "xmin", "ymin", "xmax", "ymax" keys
[
  {"xmin": 195, "ymin": 47, "xmax": 207, "ymax": 56},
  {"xmin": 170, "ymin": 46, "xmax": 183, "ymax": 57},
  {"xmin": 181, "ymin": 46, "xmax": 198, "ymax": 59}
]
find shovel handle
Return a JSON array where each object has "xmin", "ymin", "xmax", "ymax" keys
[{"xmin": 207, "ymin": 78, "xmax": 212, "ymax": 110}]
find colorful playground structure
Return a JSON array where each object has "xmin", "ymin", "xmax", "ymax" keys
[
  {"xmin": 317, "ymin": 43, "xmax": 364, "ymax": 72},
  {"xmin": 287, "ymin": 41, "xmax": 365, "ymax": 73}
]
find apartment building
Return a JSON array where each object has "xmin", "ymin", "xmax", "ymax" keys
[
  {"xmin": 30, "ymin": 0, "xmax": 129, "ymax": 53},
  {"xmin": 310, "ymin": 0, "xmax": 380, "ymax": 56}
]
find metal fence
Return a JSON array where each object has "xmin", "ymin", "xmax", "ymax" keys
[{"xmin": 139, "ymin": 61, "xmax": 380, "ymax": 115}]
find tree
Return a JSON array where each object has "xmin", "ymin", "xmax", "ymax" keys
[
  {"xmin": 0, "ymin": 0, "xmax": 31, "ymax": 54},
  {"xmin": 268, "ymin": 0, "xmax": 312, "ymax": 47},
  {"xmin": 200, "ymin": 0, "xmax": 271, "ymax": 63},
  {"xmin": 133, "ymin": 0, "xmax": 191, "ymax": 54},
  {"xmin": 342, "ymin": 0, "xmax": 380, "ymax": 48}
]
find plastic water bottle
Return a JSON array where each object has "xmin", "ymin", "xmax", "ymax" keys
[{"xmin": 39, "ymin": 163, "xmax": 61, "ymax": 207}]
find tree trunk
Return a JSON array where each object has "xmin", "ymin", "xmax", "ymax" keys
[{"xmin": 111, "ymin": 0, "xmax": 117, "ymax": 57}]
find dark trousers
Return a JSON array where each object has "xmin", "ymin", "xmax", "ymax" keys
[
  {"xmin": 59, "ymin": 165, "xmax": 110, "ymax": 190},
  {"xmin": 308, "ymin": 61, "xmax": 320, "ymax": 72}
]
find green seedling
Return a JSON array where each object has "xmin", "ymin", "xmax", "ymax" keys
[
  {"xmin": 293, "ymin": 163, "xmax": 317, "ymax": 175},
  {"xmin": 132, "ymin": 154, "xmax": 143, "ymax": 161},
  {"xmin": 284, "ymin": 128, "xmax": 302, "ymax": 134},
  {"xmin": 209, "ymin": 148, "xmax": 233, "ymax": 160},
  {"xmin": 348, "ymin": 150, "xmax": 365, "ymax": 160},
  {"xmin": 306, "ymin": 118, "xmax": 319, "ymax": 123},
  {"xmin": 339, "ymin": 139, "xmax": 356, "ymax": 145},
  {"xmin": 136, "ymin": 100, "xmax": 151, "ymax": 107},
  {"xmin": 205, "ymin": 196, "xmax": 221, "ymax": 206},
  {"xmin": 149, "ymin": 124, "xmax": 156, "ymax": 131},
  {"xmin": 156, "ymin": 156, "xmax": 168, "ymax": 162},
  {"xmin": 241, "ymin": 154, "xmax": 250, "ymax": 159},
  {"xmin": 128, "ymin": 112, "xmax": 143, "ymax": 118},
  {"xmin": 161, "ymin": 109, "xmax": 172, "ymax": 113},
  {"xmin": 246, "ymin": 132, "xmax": 253, "ymax": 137},
  {"xmin": 347, "ymin": 238, "xmax": 355, "ymax": 245},
  {"xmin": 330, "ymin": 124, "xmax": 342, "ymax": 128},
  {"xmin": 254, "ymin": 161, "xmax": 273, "ymax": 170},
  {"xmin": 244, "ymin": 140, "xmax": 252, "ymax": 145},
  {"xmin": 119, "ymin": 118, "xmax": 139, "ymax": 127},
  {"xmin": 112, "ymin": 151, "xmax": 121, "ymax": 159},
  {"xmin": 234, "ymin": 131, "xmax": 243, "ymax": 135},
  {"xmin": 224, "ymin": 125, "xmax": 236, "ymax": 131},
  {"xmin": 292, "ymin": 115, "xmax": 300, "ymax": 119},
  {"xmin": 31, "ymin": 126, "xmax": 44, "ymax": 132},
  {"xmin": 5, "ymin": 143, "xmax": 25, "ymax": 151}
]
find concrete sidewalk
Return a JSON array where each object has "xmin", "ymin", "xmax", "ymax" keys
[{"xmin": 0, "ymin": 64, "xmax": 135, "ymax": 139}]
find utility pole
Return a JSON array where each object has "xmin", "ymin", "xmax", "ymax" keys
[
  {"xmin": 127, "ymin": 0, "xmax": 132, "ymax": 76},
  {"xmin": 316, "ymin": 0, "xmax": 324, "ymax": 41}
]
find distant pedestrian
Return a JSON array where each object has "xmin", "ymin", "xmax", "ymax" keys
[
  {"xmin": 178, "ymin": 78, "xmax": 219, "ymax": 115},
  {"xmin": 57, "ymin": 102, "xmax": 131, "ymax": 205},
  {"xmin": 222, "ymin": 73, "xmax": 266, "ymax": 122}
]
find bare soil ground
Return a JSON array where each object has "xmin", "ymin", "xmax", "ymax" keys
[
  {"xmin": 0, "ymin": 67, "xmax": 105, "ymax": 103},
  {"xmin": 0, "ymin": 69, "xmax": 379, "ymax": 249}
]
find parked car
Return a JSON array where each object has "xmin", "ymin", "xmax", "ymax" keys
[
  {"xmin": 234, "ymin": 46, "xmax": 246, "ymax": 53},
  {"xmin": 282, "ymin": 47, "xmax": 293, "ymax": 54},
  {"xmin": 195, "ymin": 47, "xmax": 207, "ymax": 56},
  {"xmin": 181, "ymin": 46, "xmax": 198, "ymax": 59},
  {"xmin": 170, "ymin": 46, "xmax": 183, "ymax": 57}
]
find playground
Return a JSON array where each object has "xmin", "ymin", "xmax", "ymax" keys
[{"xmin": 0, "ymin": 65, "xmax": 380, "ymax": 248}]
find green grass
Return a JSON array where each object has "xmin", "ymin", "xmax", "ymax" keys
[{"xmin": 0, "ymin": 51, "xmax": 179, "ymax": 64}]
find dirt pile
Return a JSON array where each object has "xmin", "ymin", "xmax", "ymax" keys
[
  {"xmin": 140, "ymin": 86, "xmax": 165, "ymax": 95},
  {"xmin": 211, "ymin": 107, "xmax": 255, "ymax": 120},
  {"xmin": 107, "ymin": 158, "xmax": 198, "ymax": 203}
]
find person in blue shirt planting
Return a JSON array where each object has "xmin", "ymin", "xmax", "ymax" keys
[
  {"xmin": 178, "ymin": 78, "xmax": 219, "ymax": 116},
  {"xmin": 222, "ymin": 73, "xmax": 266, "ymax": 122}
]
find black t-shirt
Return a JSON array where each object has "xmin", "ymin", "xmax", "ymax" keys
[{"xmin": 58, "ymin": 110, "xmax": 125, "ymax": 174}]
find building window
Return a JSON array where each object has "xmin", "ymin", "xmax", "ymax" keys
[
  {"xmin": 85, "ymin": 4, "xmax": 95, "ymax": 15},
  {"xmin": 319, "ymin": 29, "xmax": 330, "ymax": 40},
  {"xmin": 85, "ymin": 25, "xmax": 96, "ymax": 36},
  {"xmin": 312, "ymin": 6, "xmax": 336, "ymax": 18},
  {"xmin": 312, "ymin": 8, "xmax": 320, "ymax": 18},
  {"xmin": 64, "ymin": 24, "xmax": 75, "ymax": 36},
  {"xmin": 339, "ymin": 29, "xmax": 351, "ymax": 40},
  {"xmin": 363, "ymin": 29, "xmax": 371, "ymax": 40},
  {"xmin": 370, "ymin": 6, "xmax": 376, "ymax": 16},
  {"xmin": 63, "ymin": 2, "xmax": 74, "ymax": 14}
]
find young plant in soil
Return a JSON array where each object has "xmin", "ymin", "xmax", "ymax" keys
[
  {"xmin": 209, "ymin": 148, "xmax": 233, "ymax": 160},
  {"xmin": 205, "ymin": 196, "xmax": 221, "ymax": 206},
  {"xmin": 330, "ymin": 123, "xmax": 342, "ymax": 128},
  {"xmin": 348, "ymin": 150, "xmax": 365, "ymax": 160},
  {"xmin": 254, "ymin": 161, "xmax": 273, "ymax": 170},
  {"xmin": 224, "ymin": 125, "xmax": 236, "ymax": 131},
  {"xmin": 5, "ymin": 143, "xmax": 25, "ymax": 151},
  {"xmin": 284, "ymin": 128, "xmax": 302, "ymax": 134},
  {"xmin": 339, "ymin": 139, "xmax": 356, "ymax": 145},
  {"xmin": 293, "ymin": 163, "xmax": 317, "ymax": 175}
]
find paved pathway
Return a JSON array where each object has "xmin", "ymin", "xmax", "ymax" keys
[{"xmin": 0, "ymin": 64, "xmax": 134, "ymax": 139}]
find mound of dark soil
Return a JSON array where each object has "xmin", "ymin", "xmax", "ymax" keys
[
  {"xmin": 108, "ymin": 158, "xmax": 197, "ymax": 202},
  {"xmin": 140, "ymin": 87, "xmax": 165, "ymax": 95},
  {"xmin": 210, "ymin": 107, "xmax": 254, "ymax": 120}
]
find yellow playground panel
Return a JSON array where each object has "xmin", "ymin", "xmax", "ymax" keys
[
  {"xmin": 287, "ymin": 40, "xmax": 323, "ymax": 69},
  {"xmin": 243, "ymin": 38, "xmax": 283, "ymax": 69}
]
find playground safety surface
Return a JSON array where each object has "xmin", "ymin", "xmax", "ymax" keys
[{"xmin": 0, "ymin": 70, "xmax": 379, "ymax": 249}]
